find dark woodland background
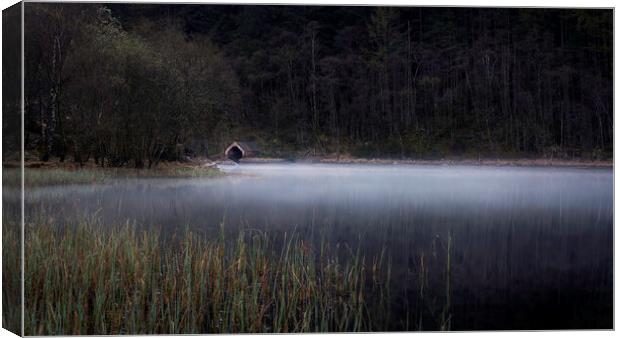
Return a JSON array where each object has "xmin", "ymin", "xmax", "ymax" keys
[{"xmin": 3, "ymin": 4, "xmax": 613, "ymax": 167}]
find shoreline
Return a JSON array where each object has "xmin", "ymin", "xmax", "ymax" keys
[
  {"xmin": 240, "ymin": 156, "xmax": 613, "ymax": 168},
  {"xmin": 2, "ymin": 160, "xmax": 222, "ymax": 187},
  {"xmin": 4, "ymin": 156, "xmax": 613, "ymax": 171},
  {"xmin": 311, "ymin": 157, "xmax": 613, "ymax": 168}
]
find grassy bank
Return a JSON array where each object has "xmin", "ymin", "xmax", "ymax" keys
[
  {"xmin": 2, "ymin": 165, "xmax": 222, "ymax": 188},
  {"xmin": 5, "ymin": 217, "xmax": 391, "ymax": 335}
]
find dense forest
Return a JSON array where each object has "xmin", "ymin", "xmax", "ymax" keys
[{"xmin": 4, "ymin": 4, "xmax": 613, "ymax": 167}]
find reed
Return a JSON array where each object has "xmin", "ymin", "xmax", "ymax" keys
[
  {"xmin": 2, "ymin": 216, "xmax": 21, "ymax": 335},
  {"xmin": 5, "ymin": 215, "xmax": 390, "ymax": 335},
  {"xmin": 440, "ymin": 231, "xmax": 452, "ymax": 331}
]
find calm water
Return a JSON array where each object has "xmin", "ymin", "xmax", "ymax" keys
[{"xmin": 18, "ymin": 164, "xmax": 614, "ymax": 330}]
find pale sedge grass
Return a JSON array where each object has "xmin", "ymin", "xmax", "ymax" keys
[{"xmin": 4, "ymin": 215, "xmax": 391, "ymax": 335}]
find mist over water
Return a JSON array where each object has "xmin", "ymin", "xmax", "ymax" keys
[{"xmin": 15, "ymin": 163, "xmax": 613, "ymax": 330}]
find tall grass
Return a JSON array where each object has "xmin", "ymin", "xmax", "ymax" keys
[
  {"xmin": 7, "ymin": 216, "xmax": 391, "ymax": 335},
  {"xmin": 2, "ymin": 215, "xmax": 21, "ymax": 335},
  {"xmin": 440, "ymin": 232, "xmax": 452, "ymax": 330}
]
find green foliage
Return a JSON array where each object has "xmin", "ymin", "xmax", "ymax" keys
[
  {"xmin": 24, "ymin": 4, "xmax": 241, "ymax": 167},
  {"xmin": 402, "ymin": 129, "xmax": 431, "ymax": 158}
]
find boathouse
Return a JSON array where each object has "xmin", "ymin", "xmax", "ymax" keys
[{"xmin": 225, "ymin": 141, "xmax": 258, "ymax": 162}]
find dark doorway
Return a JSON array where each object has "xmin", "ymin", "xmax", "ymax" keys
[{"xmin": 227, "ymin": 146, "xmax": 243, "ymax": 163}]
